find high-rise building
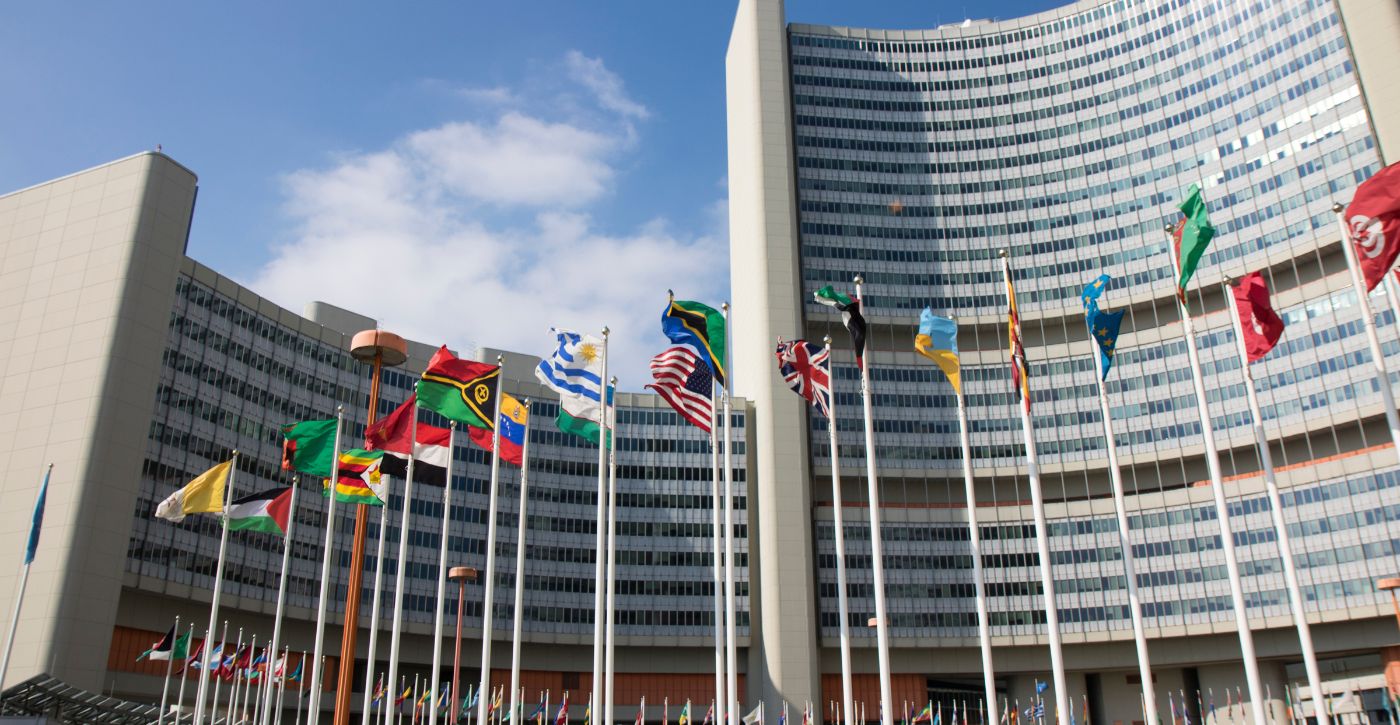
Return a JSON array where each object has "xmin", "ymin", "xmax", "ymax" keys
[{"xmin": 728, "ymin": 0, "xmax": 1400, "ymax": 720}]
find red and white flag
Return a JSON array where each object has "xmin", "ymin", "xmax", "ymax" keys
[
  {"xmin": 1232, "ymin": 271, "xmax": 1285, "ymax": 362},
  {"xmin": 1345, "ymin": 160, "xmax": 1400, "ymax": 291},
  {"xmin": 645, "ymin": 347, "xmax": 714, "ymax": 433},
  {"xmin": 366, "ymin": 394, "xmax": 451, "ymax": 486}
]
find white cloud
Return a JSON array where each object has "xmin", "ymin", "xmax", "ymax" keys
[
  {"xmin": 247, "ymin": 51, "xmax": 726, "ymax": 389},
  {"xmin": 565, "ymin": 50, "xmax": 650, "ymax": 120},
  {"xmin": 455, "ymin": 86, "xmax": 519, "ymax": 105}
]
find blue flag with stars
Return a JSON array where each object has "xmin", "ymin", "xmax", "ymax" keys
[
  {"xmin": 1081, "ymin": 274, "xmax": 1110, "ymax": 314},
  {"xmin": 1088, "ymin": 308, "xmax": 1124, "ymax": 380}
]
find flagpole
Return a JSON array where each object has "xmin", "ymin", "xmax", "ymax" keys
[
  {"xmin": 159, "ymin": 616, "xmax": 181, "ymax": 725},
  {"xmin": 590, "ymin": 330, "xmax": 611, "ymax": 725},
  {"xmin": 177, "ymin": 623, "xmax": 195, "ymax": 722},
  {"xmin": 258, "ymin": 646, "xmax": 271, "ymax": 725},
  {"xmin": 1162, "ymin": 231, "xmax": 1265, "ymax": 724},
  {"xmin": 0, "ymin": 463, "xmax": 51, "ymax": 691},
  {"xmin": 222, "ymin": 627, "xmax": 243, "ymax": 725},
  {"xmin": 195, "ymin": 451, "xmax": 239, "ymax": 725},
  {"xmin": 364, "ymin": 494, "xmax": 391, "ymax": 725},
  {"xmin": 709, "ymin": 384, "xmax": 727, "ymax": 725},
  {"xmin": 429, "ymin": 421, "xmax": 460, "ymax": 725},
  {"xmin": 309, "ymin": 408, "xmax": 346, "ymax": 725},
  {"xmin": 847, "ymin": 280, "xmax": 894, "ymax": 725},
  {"xmin": 720, "ymin": 304, "xmax": 739, "ymax": 725},
  {"xmin": 245, "ymin": 635, "xmax": 260, "ymax": 725},
  {"xmin": 385, "ymin": 403, "xmax": 420, "ymax": 725},
  {"xmin": 509, "ymin": 404, "xmax": 533, "ymax": 725},
  {"xmin": 278, "ymin": 646, "xmax": 291, "ymax": 725},
  {"xmin": 1333, "ymin": 204, "xmax": 1400, "ymax": 462},
  {"xmin": 953, "ymin": 350, "xmax": 998, "ymax": 725},
  {"xmin": 263, "ymin": 477, "xmax": 302, "ymax": 725},
  {"xmin": 210, "ymin": 621, "xmax": 229, "ymax": 725},
  {"xmin": 477, "ymin": 356, "xmax": 508, "ymax": 725},
  {"xmin": 1085, "ymin": 308, "xmax": 1157, "ymax": 725},
  {"xmin": 1222, "ymin": 277, "xmax": 1329, "ymax": 725},
  {"xmin": 996, "ymin": 254, "xmax": 1068, "ymax": 725},
  {"xmin": 605, "ymin": 378, "xmax": 620, "ymax": 725},
  {"xmin": 821, "ymin": 338, "xmax": 856, "ymax": 725}
]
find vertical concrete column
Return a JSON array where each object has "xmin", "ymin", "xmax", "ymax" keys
[{"xmin": 1333, "ymin": 0, "xmax": 1400, "ymax": 163}]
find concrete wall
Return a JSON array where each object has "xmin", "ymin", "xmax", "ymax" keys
[
  {"xmin": 0, "ymin": 152, "xmax": 196, "ymax": 690},
  {"xmin": 1335, "ymin": 0, "xmax": 1400, "ymax": 164}
]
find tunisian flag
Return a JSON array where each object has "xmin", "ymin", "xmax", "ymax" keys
[
  {"xmin": 1346, "ymin": 160, "xmax": 1400, "ymax": 291},
  {"xmin": 1232, "ymin": 271, "xmax": 1285, "ymax": 362}
]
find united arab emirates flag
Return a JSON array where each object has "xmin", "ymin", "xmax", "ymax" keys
[
  {"xmin": 814, "ymin": 285, "xmax": 868, "ymax": 367},
  {"xmin": 323, "ymin": 449, "xmax": 386, "ymax": 505},
  {"xmin": 417, "ymin": 346, "xmax": 500, "ymax": 430},
  {"xmin": 227, "ymin": 487, "xmax": 294, "ymax": 535},
  {"xmin": 1173, "ymin": 184, "xmax": 1215, "ymax": 304},
  {"xmin": 281, "ymin": 418, "xmax": 338, "ymax": 477}
]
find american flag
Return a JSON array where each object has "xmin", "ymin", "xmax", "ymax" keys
[
  {"xmin": 775, "ymin": 339, "xmax": 831, "ymax": 418},
  {"xmin": 646, "ymin": 346, "xmax": 715, "ymax": 433}
]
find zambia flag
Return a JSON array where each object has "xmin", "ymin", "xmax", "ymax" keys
[
  {"xmin": 281, "ymin": 419, "xmax": 338, "ymax": 477},
  {"xmin": 323, "ymin": 449, "xmax": 386, "ymax": 505},
  {"xmin": 417, "ymin": 345, "xmax": 500, "ymax": 430}
]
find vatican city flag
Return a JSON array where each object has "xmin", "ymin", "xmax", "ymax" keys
[{"xmin": 155, "ymin": 460, "xmax": 232, "ymax": 522}]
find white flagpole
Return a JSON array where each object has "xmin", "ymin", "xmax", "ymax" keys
[
  {"xmin": 1085, "ymin": 305, "xmax": 1157, "ymax": 725},
  {"xmin": 430, "ymin": 422, "xmax": 460, "ymax": 725},
  {"xmin": 256, "ymin": 646, "xmax": 270, "ymax": 725},
  {"xmin": 477, "ymin": 356, "xmax": 508, "ymax": 725},
  {"xmin": 605, "ymin": 378, "xmax": 620, "ymax": 725},
  {"xmin": 177, "ymin": 624, "xmax": 196, "ymax": 721},
  {"xmin": 209, "ymin": 621, "xmax": 229, "ymax": 724},
  {"xmin": 997, "ymin": 254, "xmax": 1068, "ymax": 725},
  {"xmin": 590, "ymin": 330, "xmax": 611, "ymax": 725},
  {"xmin": 159, "ymin": 615, "xmax": 181, "ymax": 725},
  {"xmin": 1334, "ymin": 204, "xmax": 1400, "ymax": 462},
  {"xmin": 218, "ymin": 626, "xmax": 241, "ymax": 725},
  {"xmin": 847, "ymin": 279, "xmax": 893, "ymax": 725},
  {"xmin": 0, "ymin": 463, "xmax": 51, "ymax": 691},
  {"xmin": 709, "ymin": 385, "xmax": 727, "ymax": 725},
  {"xmin": 821, "ymin": 338, "xmax": 856, "ymax": 725},
  {"xmin": 721, "ymin": 304, "xmax": 738, "ymax": 725},
  {"xmin": 952, "ymin": 341, "xmax": 998, "ymax": 725},
  {"xmin": 263, "ymin": 477, "xmax": 301, "ymax": 725},
  {"xmin": 195, "ymin": 450, "xmax": 239, "ymax": 725},
  {"xmin": 363, "ymin": 491, "xmax": 391, "ymax": 725},
  {"xmin": 510, "ymin": 404, "xmax": 534, "ymax": 725},
  {"xmin": 1222, "ymin": 277, "xmax": 1329, "ymax": 725},
  {"xmin": 295, "ymin": 655, "xmax": 307, "ymax": 725},
  {"xmin": 309, "ymin": 408, "xmax": 346, "ymax": 725},
  {"xmin": 385, "ymin": 403, "xmax": 420, "ymax": 725},
  {"xmin": 240, "ymin": 635, "xmax": 259, "ymax": 725},
  {"xmin": 225, "ymin": 631, "xmax": 244, "ymax": 725},
  {"xmin": 1162, "ymin": 230, "xmax": 1265, "ymax": 724},
  {"xmin": 277, "ymin": 646, "xmax": 290, "ymax": 725}
]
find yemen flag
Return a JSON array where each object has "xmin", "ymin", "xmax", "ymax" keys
[
  {"xmin": 417, "ymin": 346, "xmax": 500, "ymax": 430},
  {"xmin": 323, "ymin": 449, "xmax": 386, "ymax": 505},
  {"xmin": 282, "ymin": 418, "xmax": 338, "ymax": 477},
  {"xmin": 366, "ymin": 395, "xmax": 451, "ymax": 486},
  {"xmin": 467, "ymin": 391, "xmax": 528, "ymax": 466},
  {"xmin": 1173, "ymin": 184, "xmax": 1215, "ymax": 304},
  {"xmin": 228, "ymin": 487, "xmax": 294, "ymax": 535},
  {"xmin": 814, "ymin": 285, "xmax": 868, "ymax": 368}
]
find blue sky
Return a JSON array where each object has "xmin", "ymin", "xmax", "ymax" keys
[{"xmin": 1, "ymin": 0, "xmax": 1062, "ymax": 385}]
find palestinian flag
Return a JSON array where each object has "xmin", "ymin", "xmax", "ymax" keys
[
  {"xmin": 139, "ymin": 624, "xmax": 191, "ymax": 661},
  {"xmin": 322, "ymin": 449, "xmax": 386, "ymax": 505},
  {"xmin": 417, "ymin": 346, "xmax": 499, "ymax": 430},
  {"xmin": 366, "ymin": 395, "xmax": 450, "ymax": 486},
  {"xmin": 227, "ymin": 487, "xmax": 294, "ymax": 535},
  {"xmin": 281, "ymin": 418, "xmax": 338, "ymax": 477},
  {"xmin": 814, "ymin": 285, "xmax": 868, "ymax": 368}
]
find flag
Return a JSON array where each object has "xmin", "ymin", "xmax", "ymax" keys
[
  {"xmin": 646, "ymin": 346, "xmax": 715, "ymax": 433},
  {"xmin": 418, "ymin": 345, "xmax": 501, "ymax": 430},
  {"xmin": 662, "ymin": 298, "xmax": 727, "ymax": 386},
  {"xmin": 1172, "ymin": 184, "xmax": 1216, "ymax": 303},
  {"xmin": 1081, "ymin": 274, "xmax": 1111, "ymax": 315},
  {"xmin": 743, "ymin": 705, "xmax": 763, "ymax": 725},
  {"xmin": 1231, "ymin": 271, "xmax": 1285, "ymax": 361},
  {"xmin": 814, "ymin": 286, "xmax": 868, "ymax": 368},
  {"xmin": 703, "ymin": 702, "xmax": 715, "ymax": 725},
  {"xmin": 466, "ymin": 391, "xmax": 528, "ymax": 466},
  {"xmin": 192, "ymin": 641, "xmax": 222, "ymax": 671},
  {"xmin": 529, "ymin": 694, "xmax": 547, "ymax": 722},
  {"xmin": 397, "ymin": 686, "xmax": 413, "ymax": 706},
  {"xmin": 322, "ymin": 449, "xmax": 386, "ymax": 505},
  {"xmin": 366, "ymin": 395, "xmax": 450, "ymax": 486},
  {"xmin": 555, "ymin": 691, "xmax": 570, "ymax": 725},
  {"xmin": 679, "ymin": 700, "xmax": 691, "ymax": 725},
  {"xmin": 535, "ymin": 329, "xmax": 611, "ymax": 446},
  {"xmin": 913, "ymin": 703, "xmax": 933, "ymax": 723},
  {"xmin": 23, "ymin": 466, "xmax": 50, "ymax": 564},
  {"xmin": 585, "ymin": 701, "xmax": 593, "ymax": 725},
  {"xmin": 1087, "ymin": 308, "xmax": 1124, "ymax": 380},
  {"xmin": 1006, "ymin": 272, "xmax": 1031, "ymax": 411},
  {"xmin": 155, "ymin": 460, "xmax": 231, "ymax": 522},
  {"xmin": 436, "ymin": 684, "xmax": 451, "ymax": 713},
  {"xmin": 281, "ymin": 418, "xmax": 338, "ymax": 477},
  {"xmin": 1345, "ymin": 160, "xmax": 1400, "ymax": 291},
  {"xmin": 227, "ymin": 487, "xmax": 294, "ymax": 535},
  {"xmin": 914, "ymin": 308, "xmax": 961, "ymax": 394},
  {"xmin": 373, "ymin": 676, "xmax": 385, "ymax": 705},
  {"xmin": 775, "ymin": 339, "xmax": 832, "ymax": 418},
  {"xmin": 287, "ymin": 655, "xmax": 304, "ymax": 683},
  {"xmin": 136, "ymin": 625, "xmax": 175, "ymax": 661},
  {"xmin": 177, "ymin": 639, "xmax": 204, "ymax": 675},
  {"xmin": 272, "ymin": 654, "xmax": 288, "ymax": 679}
]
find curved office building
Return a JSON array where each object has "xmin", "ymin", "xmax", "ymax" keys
[{"xmin": 729, "ymin": 0, "xmax": 1400, "ymax": 721}]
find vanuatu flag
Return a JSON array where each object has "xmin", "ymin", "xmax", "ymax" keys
[
  {"xmin": 322, "ymin": 449, "xmax": 386, "ymax": 505},
  {"xmin": 661, "ymin": 298, "xmax": 727, "ymax": 386},
  {"xmin": 417, "ymin": 346, "xmax": 500, "ymax": 430},
  {"xmin": 1172, "ymin": 184, "xmax": 1215, "ymax": 305},
  {"xmin": 281, "ymin": 419, "xmax": 338, "ymax": 477},
  {"xmin": 227, "ymin": 487, "xmax": 294, "ymax": 535}
]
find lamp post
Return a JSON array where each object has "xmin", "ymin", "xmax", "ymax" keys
[
  {"xmin": 450, "ymin": 566, "xmax": 480, "ymax": 725},
  {"xmin": 1381, "ymin": 578, "xmax": 1400, "ymax": 630}
]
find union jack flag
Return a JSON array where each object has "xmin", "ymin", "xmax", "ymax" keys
[{"xmin": 775, "ymin": 339, "xmax": 831, "ymax": 418}]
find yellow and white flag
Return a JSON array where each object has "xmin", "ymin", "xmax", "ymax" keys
[{"xmin": 155, "ymin": 460, "xmax": 231, "ymax": 522}]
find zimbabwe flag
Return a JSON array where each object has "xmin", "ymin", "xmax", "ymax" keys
[
  {"xmin": 322, "ymin": 449, "xmax": 385, "ymax": 505},
  {"xmin": 417, "ymin": 346, "xmax": 500, "ymax": 430}
]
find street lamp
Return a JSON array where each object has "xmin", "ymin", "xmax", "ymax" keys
[
  {"xmin": 1380, "ymin": 577, "xmax": 1400, "ymax": 632},
  {"xmin": 450, "ymin": 566, "xmax": 480, "ymax": 725}
]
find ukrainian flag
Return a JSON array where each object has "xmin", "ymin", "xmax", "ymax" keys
[{"xmin": 914, "ymin": 307, "xmax": 961, "ymax": 394}]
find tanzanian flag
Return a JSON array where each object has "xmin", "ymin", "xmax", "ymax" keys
[
  {"xmin": 661, "ymin": 298, "xmax": 726, "ymax": 386},
  {"xmin": 322, "ymin": 449, "xmax": 385, "ymax": 505},
  {"xmin": 417, "ymin": 346, "xmax": 500, "ymax": 430}
]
